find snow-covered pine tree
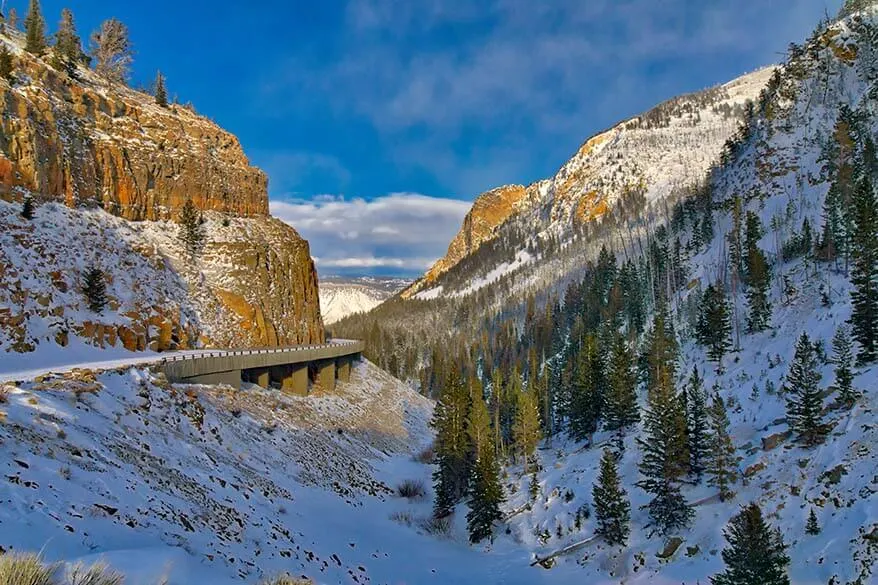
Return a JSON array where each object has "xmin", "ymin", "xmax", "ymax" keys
[
  {"xmin": 706, "ymin": 393, "xmax": 739, "ymax": 501},
  {"xmin": 82, "ymin": 266, "xmax": 108, "ymax": 313},
  {"xmin": 850, "ymin": 173, "xmax": 878, "ymax": 363},
  {"xmin": 785, "ymin": 332, "xmax": 827, "ymax": 447},
  {"xmin": 21, "ymin": 196, "xmax": 34, "ymax": 219},
  {"xmin": 685, "ymin": 366, "xmax": 709, "ymax": 481},
  {"xmin": 604, "ymin": 334, "xmax": 639, "ymax": 435},
  {"xmin": 805, "ymin": 508, "xmax": 821, "ymax": 535},
  {"xmin": 512, "ymin": 387, "xmax": 541, "ymax": 473},
  {"xmin": 711, "ymin": 503, "xmax": 790, "ymax": 585},
  {"xmin": 636, "ymin": 362, "xmax": 692, "ymax": 534},
  {"xmin": 697, "ymin": 283, "xmax": 732, "ymax": 368},
  {"xmin": 831, "ymin": 325, "xmax": 858, "ymax": 407},
  {"xmin": 24, "ymin": 0, "xmax": 46, "ymax": 55},
  {"xmin": 432, "ymin": 370, "xmax": 471, "ymax": 518},
  {"xmin": 179, "ymin": 199, "xmax": 205, "ymax": 259},
  {"xmin": 744, "ymin": 211, "xmax": 772, "ymax": 332},
  {"xmin": 592, "ymin": 449, "xmax": 631, "ymax": 546},
  {"xmin": 466, "ymin": 394, "xmax": 504, "ymax": 543}
]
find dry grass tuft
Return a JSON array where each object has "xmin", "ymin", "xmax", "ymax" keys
[{"xmin": 396, "ymin": 479, "xmax": 426, "ymax": 500}]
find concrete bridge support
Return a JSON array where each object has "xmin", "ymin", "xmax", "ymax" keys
[
  {"xmin": 336, "ymin": 355, "xmax": 352, "ymax": 383},
  {"xmin": 315, "ymin": 359, "xmax": 336, "ymax": 392},
  {"xmin": 273, "ymin": 363, "xmax": 309, "ymax": 396}
]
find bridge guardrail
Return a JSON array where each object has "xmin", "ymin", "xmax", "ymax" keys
[{"xmin": 157, "ymin": 340, "xmax": 360, "ymax": 365}]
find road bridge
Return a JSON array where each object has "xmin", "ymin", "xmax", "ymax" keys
[{"xmin": 160, "ymin": 340, "xmax": 364, "ymax": 395}]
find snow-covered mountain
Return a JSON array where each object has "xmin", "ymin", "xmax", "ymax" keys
[{"xmin": 319, "ymin": 276, "xmax": 408, "ymax": 325}]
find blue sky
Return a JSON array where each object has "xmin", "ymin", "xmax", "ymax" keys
[{"xmin": 34, "ymin": 0, "xmax": 842, "ymax": 277}]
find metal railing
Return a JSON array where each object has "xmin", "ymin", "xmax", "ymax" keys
[{"xmin": 157, "ymin": 340, "xmax": 361, "ymax": 364}]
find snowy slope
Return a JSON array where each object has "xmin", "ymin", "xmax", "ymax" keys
[{"xmin": 319, "ymin": 277, "xmax": 408, "ymax": 325}]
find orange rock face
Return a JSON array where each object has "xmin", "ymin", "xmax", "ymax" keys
[{"xmin": 0, "ymin": 53, "xmax": 267, "ymax": 221}]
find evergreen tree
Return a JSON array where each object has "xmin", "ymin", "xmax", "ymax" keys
[
  {"xmin": 0, "ymin": 44, "xmax": 14, "ymax": 81},
  {"xmin": 636, "ymin": 367, "xmax": 692, "ymax": 534},
  {"xmin": 710, "ymin": 503, "xmax": 790, "ymax": 585},
  {"xmin": 21, "ymin": 196, "xmax": 34, "ymax": 219},
  {"xmin": 745, "ymin": 211, "xmax": 772, "ymax": 332},
  {"xmin": 644, "ymin": 307, "xmax": 678, "ymax": 397},
  {"xmin": 706, "ymin": 393, "xmax": 739, "ymax": 501},
  {"xmin": 8, "ymin": 8, "xmax": 19, "ymax": 31},
  {"xmin": 179, "ymin": 198, "xmax": 205, "ymax": 258},
  {"xmin": 568, "ymin": 334, "xmax": 604, "ymax": 441},
  {"xmin": 82, "ymin": 265, "xmax": 108, "ymax": 313},
  {"xmin": 849, "ymin": 175, "xmax": 878, "ymax": 363},
  {"xmin": 685, "ymin": 367, "xmax": 709, "ymax": 481},
  {"xmin": 805, "ymin": 508, "xmax": 820, "ymax": 535},
  {"xmin": 592, "ymin": 449, "xmax": 631, "ymax": 546},
  {"xmin": 697, "ymin": 283, "xmax": 733, "ymax": 367},
  {"xmin": 831, "ymin": 325, "xmax": 857, "ymax": 407},
  {"xmin": 785, "ymin": 332, "xmax": 827, "ymax": 447},
  {"xmin": 24, "ymin": 0, "xmax": 46, "ymax": 55},
  {"xmin": 512, "ymin": 388, "xmax": 541, "ymax": 473},
  {"xmin": 466, "ymin": 395, "xmax": 504, "ymax": 543},
  {"xmin": 154, "ymin": 70, "xmax": 168, "ymax": 107},
  {"xmin": 432, "ymin": 370, "xmax": 471, "ymax": 518},
  {"xmin": 53, "ymin": 8, "xmax": 82, "ymax": 64},
  {"xmin": 604, "ymin": 335, "xmax": 639, "ymax": 434}
]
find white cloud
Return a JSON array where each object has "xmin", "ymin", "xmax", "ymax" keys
[{"xmin": 270, "ymin": 193, "xmax": 470, "ymax": 275}]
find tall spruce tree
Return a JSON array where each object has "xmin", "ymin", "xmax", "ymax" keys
[
  {"xmin": 21, "ymin": 196, "xmax": 34, "ymax": 219},
  {"xmin": 745, "ymin": 211, "xmax": 772, "ymax": 332},
  {"xmin": 592, "ymin": 449, "xmax": 631, "ymax": 546},
  {"xmin": 706, "ymin": 393, "xmax": 739, "ymax": 501},
  {"xmin": 831, "ymin": 325, "xmax": 857, "ymax": 407},
  {"xmin": 24, "ymin": 0, "xmax": 46, "ymax": 55},
  {"xmin": 644, "ymin": 307, "xmax": 678, "ymax": 397},
  {"xmin": 697, "ymin": 283, "xmax": 733, "ymax": 368},
  {"xmin": 512, "ymin": 388, "xmax": 541, "ymax": 473},
  {"xmin": 179, "ymin": 199, "xmax": 205, "ymax": 258},
  {"xmin": 604, "ymin": 335, "xmax": 639, "ymax": 434},
  {"xmin": 805, "ymin": 508, "xmax": 821, "ymax": 535},
  {"xmin": 785, "ymin": 332, "xmax": 827, "ymax": 447},
  {"xmin": 53, "ymin": 8, "xmax": 82, "ymax": 64},
  {"xmin": 710, "ymin": 504, "xmax": 790, "ymax": 585},
  {"xmin": 82, "ymin": 265, "xmax": 108, "ymax": 313},
  {"xmin": 466, "ymin": 395, "xmax": 504, "ymax": 543},
  {"xmin": 636, "ymin": 368, "xmax": 692, "ymax": 534},
  {"xmin": 685, "ymin": 367, "xmax": 709, "ymax": 481},
  {"xmin": 569, "ymin": 334, "xmax": 604, "ymax": 441},
  {"xmin": 154, "ymin": 70, "xmax": 168, "ymax": 107},
  {"xmin": 432, "ymin": 370, "xmax": 471, "ymax": 518},
  {"xmin": 849, "ymin": 174, "xmax": 878, "ymax": 363}
]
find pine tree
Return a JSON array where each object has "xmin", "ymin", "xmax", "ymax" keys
[
  {"xmin": 697, "ymin": 283, "xmax": 733, "ymax": 367},
  {"xmin": 592, "ymin": 449, "xmax": 631, "ymax": 546},
  {"xmin": 805, "ymin": 508, "xmax": 820, "ymax": 535},
  {"xmin": 466, "ymin": 395, "xmax": 504, "ymax": 543},
  {"xmin": 785, "ymin": 332, "xmax": 827, "ymax": 448},
  {"xmin": 636, "ymin": 369, "xmax": 692, "ymax": 534},
  {"xmin": 179, "ymin": 199, "xmax": 205, "ymax": 258},
  {"xmin": 512, "ymin": 388, "xmax": 541, "ymax": 473},
  {"xmin": 644, "ymin": 307, "xmax": 678, "ymax": 398},
  {"xmin": 710, "ymin": 503, "xmax": 790, "ymax": 585},
  {"xmin": 685, "ymin": 367, "xmax": 709, "ymax": 481},
  {"xmin": 569, "ymin": 334, "xmax": 604, "ymax": 441},
  {"xmin": 21, "ymin": 196, "xmax": 34, "ymax": 219},
  {"xmin": 604, "ymin": 335, "xmax": 639, "ymax": 434},
  {"xmin": 831, "ymin": 324, "xmax": 857, "ymax": 407},
  {"xmin": 0, "ymin": 44, "xmax": 14, "ymax": 81},
  {"xmin": 24, "ymin": 0, "xmax": 46, "ymax": 55},
  {"xmin": 154, "ymin": 70, "xmax": 168, "ymax": 107},
  {"xmin": 8, "ymin": 8, "xmax": 19, "ymax": 30},
  {"xmin": 53, "ymin": 8, "xmax": 82, "ymax": 64},
  {"xmin": 745, "ymin": 211, "xmax": 772, "ymax": 332},
  {"xmin": 82, "ymin": 265, "xmax": 108, "ymax": 313},
  {"xmin": 849, "ymin": 175, "xmax": 878, "ymax": 363},
  {"xmin": 432, "ymin": 370, "xmax": 471, "ymax": 518},
  {"xmin": 706, "ymin": 393, "xmax": 739, "ymax": 501}
]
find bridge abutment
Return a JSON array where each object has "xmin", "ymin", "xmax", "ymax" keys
[{"xmin": 315, "ymin": 359, "xmax": 336, "ymax": 392}]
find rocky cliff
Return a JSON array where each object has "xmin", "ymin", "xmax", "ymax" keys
[{"xmin": 0, "ymin": 31, "xmax": 323, "ymax": 356}]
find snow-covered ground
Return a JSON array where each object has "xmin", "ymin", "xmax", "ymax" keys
[{"xmin": 318, "ymin": 277, "xmax": 408, "ymax": 324}]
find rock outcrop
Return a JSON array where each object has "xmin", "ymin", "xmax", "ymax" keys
[{"xmin": 0, "ymin": 31, "xmax": 324, "ymax": 354}]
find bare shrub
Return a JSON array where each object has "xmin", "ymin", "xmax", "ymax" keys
[
  {"xmin": 418, "ymin": 515, "xmax": 452, "ymax": 537},
  {"xmin": 396, "ymin": 479, "xmax": 426, "ymax": 500},
  {"xmin": 66, "ymin": 562, "xmax": 124, "ymax": 585},
  {"xmin": 258, "ymin": 575, "xmax": 312, "ymax": 585},
  {"xmin": 389, "ymin": 510, "xmax": 415, "ymax": 526},
  {"xmin": 0, "ymin": 553, "xmax": 59, "ymax": 585},
  {"xmin": 414, "ymin": 444, "xmax": 434, "ymax": 464}
]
